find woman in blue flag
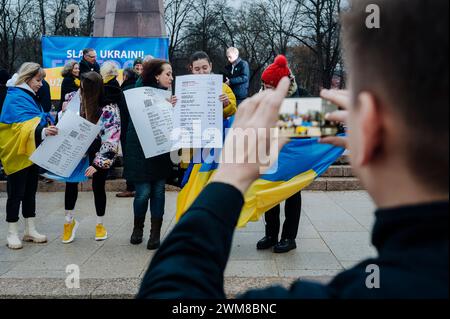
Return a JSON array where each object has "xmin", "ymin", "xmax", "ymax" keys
[
  {"xmin": 0, "ymin": 62, "xmax": 57, "ymax": 250},
  {"xmin": 256, "ymin": 55, "xmax": 303, "ymax": 253}
]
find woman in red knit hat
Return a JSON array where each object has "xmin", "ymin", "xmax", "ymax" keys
[{"xmin": 257, "ymin": 55, "xmax": 302, "ymax": 253}]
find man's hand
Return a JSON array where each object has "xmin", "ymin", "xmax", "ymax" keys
[
  {"xmin": 319, "ymin": 89, "xmax": 350, "ymax": 149},
  {"xmin": 219, "ymin": 94, "xmax": 230, "ymax": 107},
  {"xmin": 212, "ymin": 77, "xmax": 290, "ymax": 194},
  {"xmin": 44, "ymin": 126, "xmax": 59, "ymax": 137},
  {"xmin": 85, "ymin": 166, "xmax": 97, "ymax": 177}
]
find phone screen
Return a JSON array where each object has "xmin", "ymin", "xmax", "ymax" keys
[{"xmin": 278, "ymin": 98, "xmax": 339, "ymax": 138}]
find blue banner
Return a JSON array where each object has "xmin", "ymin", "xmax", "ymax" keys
[
  {"xmin": 42, "ymin": 36, "xmax": 169, "ymax": 69},
  {"xmin": 42, "ymin": 36, "xmax": 169, "ymax": 99}
]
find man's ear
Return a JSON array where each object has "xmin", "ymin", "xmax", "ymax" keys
[{"xmin": 355, "ymin": 92, "xmax": 383, "ymax": 166}]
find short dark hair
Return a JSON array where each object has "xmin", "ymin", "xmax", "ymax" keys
[
  {"xmin": 342, "ymin": 0, "xmax": 449, "ymax": 192},
  {"xmin": 189, "ymin": 51, "xmax": 211, "ymax": 66},
  {"xmin": 83, "ymin": 48, "xmax": 95, "ymax": 56},
  {"xmin": 141, "ymin": 59, "xmax": 171, "ymax": 87}
]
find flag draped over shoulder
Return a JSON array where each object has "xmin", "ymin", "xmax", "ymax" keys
[
  {"xmin": 176, "ymin": 119, "xmax": 345, "ymax": 228},
  {"xmin": 0, "ymin": 87, "xmax": 53, "ymax": 176}
]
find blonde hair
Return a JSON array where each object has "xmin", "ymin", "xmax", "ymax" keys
[
  {"xmin": 15, "ymin": 62, "xmax": 45, "ymax": 85},
  {"xmin": 61, "ymin": 61, "xmax": 79, "ymax": 77},
  {"xmin": 100, "ymin": 61, "xmax": 119, "ymax": 79},
  {"xmin": 226, "ymin": 47, "xmax": 239, "ymax": 56}
]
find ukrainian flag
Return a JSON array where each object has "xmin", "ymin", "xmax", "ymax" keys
[
  {"xmin": 0, "ymin": 87, "xmax": 53, "ymax": 176},
  {"xmin": 176, "ymin": 131, "xmax": 345, "ymax": 228}
]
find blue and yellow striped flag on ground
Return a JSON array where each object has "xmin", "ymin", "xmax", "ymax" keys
[{"xmin": 176, "ymin": 133, "xmax": 345, "ymax": 228}]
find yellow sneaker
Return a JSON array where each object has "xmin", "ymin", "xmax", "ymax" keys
[
  {"xmin": 62, "ymin": 219, "xmax": 79, "ymax": 244},
  {"xmin": 95, "ymin": 224, "xmax": 108, "ymax": 241}
]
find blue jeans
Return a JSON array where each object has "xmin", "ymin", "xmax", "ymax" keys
[{"xmin": 134, "ymin": 180, "xmax": 166, "ymax": 219}]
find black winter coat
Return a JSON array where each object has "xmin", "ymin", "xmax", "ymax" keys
[
  {"xmin": 37, "ymin": 79, "xmax": 52, "ymax": 113},
  {"xmin": 123, "ymin": 84, "xmax": 173, "ymax": 183},
  {"xmin": 59, "ymin": 76, "xmax": 79, "ymax": 111},
  {"xmin": 79, "ymin": 59, "xmax": 100, "ymax": 76},
  {"xmin": 104, "ymin": 78, "xmax": 128, "ymax": 146}
]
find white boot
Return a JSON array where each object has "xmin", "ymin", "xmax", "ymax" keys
[
  {"xmin": 7, "ymin": 222, "xmax": 23, "ymax": 250},
  {"xmin": 23, "ymin": 218, "xmax": 47, "ymax": 243}
]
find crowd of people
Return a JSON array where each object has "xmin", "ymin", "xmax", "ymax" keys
[
  {"xmin": 0, "ymin": 0, "xmax": 448, "ymax": 299},
  {"xmin": 1, "ymin": 44, "xmax": 307, "ymax": 253}
]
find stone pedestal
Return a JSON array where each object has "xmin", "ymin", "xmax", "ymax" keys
[{"xmin": 94, "ymin": 0, "xmax": 166, "ymax": 37}]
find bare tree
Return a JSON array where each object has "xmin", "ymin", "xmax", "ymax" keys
[
  {"xmin": 256, "ymin": 0, "xmax": 302, "ymax": 55},
  {"xmin": 164, "ymin": 0, "xmax": 195, "ymax": 59},
  {"xmin": 286, "ymin": 0, "xmax": 342, "ymax": 93},
  {"xmin": 0, "ymin": 0, "xmax": 34, "ymax": 72}
]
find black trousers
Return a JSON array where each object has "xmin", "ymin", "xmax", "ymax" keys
[
  {"xmin": 265, "ymin": 191, "xmax": 302, "ymax": 240},
  {"xmin": 6, "ymin": 165, "xmax": 39, "ymax": 223},
  {"xmin": 126, "ymin": 180, "xmax": 135, "ymax": 192},
  {"xmin": 65, "ymin": 168, "xmax": 108, "ymax": 217}
]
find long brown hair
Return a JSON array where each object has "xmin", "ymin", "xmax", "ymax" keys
[
  {"xmin": 141, "ymin": 59, "xmax": 171, "ymax": 87},
  {"xmin": 80, "ymin": 72, "xmax": 104, "ymax": 124}
]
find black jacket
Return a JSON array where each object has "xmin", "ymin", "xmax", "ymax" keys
[
  {"xmin": 224, "ymin": 58, "xmax": 250, "ymax": 100},
  {"xmin": 37, "ymin": 79, "xmax": 52, "ymax": 113},
  {"xmin": 0, "ymin": 85, "xmax": 7, "ymax": 114},
  {"xmin": 104, "ymin": 78, "xmax": 129, "ymax": 146},
  {"xmin": 123, "ymin": 84, "xmax": 173, "ymax": 182},
  {"xmin": 79, "ymin": 58, "xmax": 100, "ymax": 76},
  {"xmin": 59, "ymin": 76, "xmax": 79, "ymax": 111},
  {"xmin": 138, "ymin": 182, "xmax": 449, "ymax": 299}
]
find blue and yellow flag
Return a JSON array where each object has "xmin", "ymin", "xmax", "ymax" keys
[
  {"xmin": 177, "ymin": 132, "xmax": 345, "ymax": 228},
  {"xmin": 0, "ymin": 87, "xmax": 53, "ymax": 175}
]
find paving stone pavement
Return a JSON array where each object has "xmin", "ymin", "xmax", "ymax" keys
[{"xmin": 0, "ymin": 190, "xmax": 377, "ymax": 298}]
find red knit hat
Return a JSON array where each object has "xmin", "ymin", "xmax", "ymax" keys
[{"xmin": 261, "ymin": 55, "xmax": 290, "ymax": 87}]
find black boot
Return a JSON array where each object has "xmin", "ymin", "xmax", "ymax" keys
[
  {"xmin": 130, "ymin": 216, "xmax": 145, "ymax": 245},
  {"xmin": 256, "ymin": 236, "xmax": 278, "ymax": 250},
  {"xmin": 273, "ymin": 239, "xmax": 297, "ymax": 253},
  {"xmin": 147, "ymin": 217, "xmax": 163, "ymax": 250}
]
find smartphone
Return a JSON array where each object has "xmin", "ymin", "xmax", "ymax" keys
[{"xmin": 278, "ymin": 98, "xmax": 339, "ymax": 138}]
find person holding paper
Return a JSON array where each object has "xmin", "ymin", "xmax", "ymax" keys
[
  {"xmin": 0, "ymin": 62, "xmax": 57, "ymax": 250},
  {"xmin": 178, "ymin": 52, "xmax": 238, "ymax": 185},
  {"xmin": 124, "ymin": 59, "xmax": 176, "ymax": 250},
  {"xmin": 189, "ymin": 51, "xmax": 237, "ymax": 118},
  {"xmin": 61, "ymin": 72, "xmax": 121, "ymax": 244}
]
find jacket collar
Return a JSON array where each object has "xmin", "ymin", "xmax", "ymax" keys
[
  {"xmin": 16, "ymin": 82, "xmax": 36, "ymax": 95},
  {"xmin": 372, "ymin": 201, "xmax": 449, "ymax": 251}
]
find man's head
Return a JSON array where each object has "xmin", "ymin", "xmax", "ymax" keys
[
  {"xmin": 342, "ymin": 0, "xmax": 448, "ymax": 202},
  {"xmin": 83, "ymin": 48, "xmax": 97, "ymax": 64},
  {"xmin": 134, "ymin": 58, "xmax": 144, "ymax": 75},
  {"xmin": 226, "ymin": 47, "xmax": 240, "ymax": 64}
]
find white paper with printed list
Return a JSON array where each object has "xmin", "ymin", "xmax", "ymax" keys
[
  {"xmin": 174, "ymin": 74, "xmax": 223, "ymax": 148},
  {"xmin": 124, "ymin": 87, "xmax": 174, "ymax": 159},
  {"xmin": 30, "ymin": 111, "xmax": 101, "ymax": 177}
]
